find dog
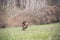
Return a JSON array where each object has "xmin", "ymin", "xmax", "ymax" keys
[{"xmin": 22, "ymin": 21, "xmax": 29, "ymax": 31}]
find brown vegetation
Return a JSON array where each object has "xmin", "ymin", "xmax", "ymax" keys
[
  {"xmin": 18, "ymin": 6, "xmax": 60, "ymax": 24},
  {"xmin": 0, "ymin": 11, "xmax": 7, "ymax": 28},
  {"xmin": 0, "ymin": 6, "xmax": 60, "ymax": 27}
]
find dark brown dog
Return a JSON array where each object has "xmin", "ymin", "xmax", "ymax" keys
[{"xmin": 22, "ymin": 21, "xmax": 28, "ymax": 31}]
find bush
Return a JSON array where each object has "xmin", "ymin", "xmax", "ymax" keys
[
  {"xmin": 0, "ymin": 6, "xmax": 7, "ymax": 12},
  {"xmin": 6, "ymin": 6, "xmax": 60, "ymax": 27}
]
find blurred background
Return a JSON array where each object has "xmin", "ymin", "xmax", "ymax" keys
[
  {"xmin": 0, "ymin": 0, "xmax": 60, "ymax": 27},
  {"xmin": 0, "ymin": 0, "xmax": 60, "ymax": 40}
]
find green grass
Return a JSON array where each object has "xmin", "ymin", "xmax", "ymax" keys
[{"xmin": 0, "ymin": 23, "xmax": 60, "ymax": 40}]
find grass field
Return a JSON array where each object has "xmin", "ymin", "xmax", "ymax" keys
[{"xmin": 0, "ymin": 23, "xmax": 60, "ymax": 40}]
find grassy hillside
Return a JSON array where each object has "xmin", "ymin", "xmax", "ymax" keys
[{"xmin": 0, "ymin": 22, "xmax": 60, "ymax": 40}]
